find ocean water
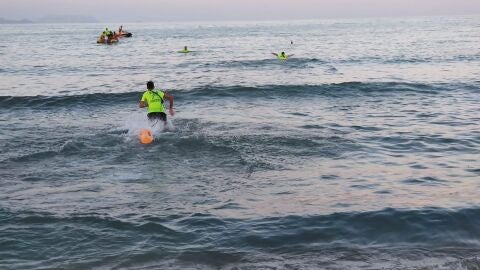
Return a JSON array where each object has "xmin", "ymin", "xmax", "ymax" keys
[{"xmin": 1, "ymin": 16, "xmax": 480, "ymax": 269}]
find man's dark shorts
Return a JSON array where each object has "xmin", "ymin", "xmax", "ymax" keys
[{"xmin": 147, "ymin": 112, "xmax": 167, "ymax": 122}]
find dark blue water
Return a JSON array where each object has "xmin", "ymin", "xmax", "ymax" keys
[{"xmin": 1, "ymin": 16, "xmax": 480, "ymax": 269}]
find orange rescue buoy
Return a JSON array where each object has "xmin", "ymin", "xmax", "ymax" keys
[{"xmin": 138, "ymin": 129, "xmax": 154, "ymax": 144}]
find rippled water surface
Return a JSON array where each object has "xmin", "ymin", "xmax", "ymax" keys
[{"xmin": 1, "ymin": 16, "xmax": 480, "ymax": 269}]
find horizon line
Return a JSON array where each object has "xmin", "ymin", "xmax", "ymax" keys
[{"xmin": 1, "ymin": 12, "xmax": 480, "ymax": 25}]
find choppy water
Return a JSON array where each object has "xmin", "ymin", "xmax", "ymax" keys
[{"xmin": 1, "ymin": 16, "xmax": 480, "ymax": 269}]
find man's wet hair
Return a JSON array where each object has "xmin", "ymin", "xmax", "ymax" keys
[{"xmin": 147, "ymin": 81, "xmax": 154, "ymax": 90}]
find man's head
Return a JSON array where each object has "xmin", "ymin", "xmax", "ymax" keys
[
  {"xmin": 147, "ymin": 81, "xmax": 154, "ymax": 90},
  {"xmin": 184, "ymin": 46, "xmax": 188, "ymax": 50},
  {"xmin": 281, "ymin": 52, "xmax": 285, "ymax": 56}
]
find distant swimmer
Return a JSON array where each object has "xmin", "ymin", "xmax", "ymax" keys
[
  {"xmin": 139, "ymin": 81, "xmax": 175, "ymax": 125},
  {"xmin": 272, "ymin": 52, "xmax": 293, "ymax": 60},
  {"xmin": 178, "ymin": 46, "xmax": 191, "ymax": 53}
]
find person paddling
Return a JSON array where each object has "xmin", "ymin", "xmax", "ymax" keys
[
  {"xmin": 272, "ymin": 51, "xmax": 292, "ymax": 60},
  {"xmin": 179, "ymin": 46, "xmax": 191, "ymax": 53},
  {"xmin": 139, "ymin": 81, "xmax": 174, "ymax": 125}
]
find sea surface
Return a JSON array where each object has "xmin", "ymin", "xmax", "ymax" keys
[{"xmin": 1, "ymin": 16, "xmax": 480, "ymax": 269}]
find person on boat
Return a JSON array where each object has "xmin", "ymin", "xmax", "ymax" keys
[
  {"xmin": 117, "ymin": 25, "xmax": 132, "ymax": 37},
  {"xmin": 102, "ymin": 28, "xmax": 112, "ymax": 37},
  {"xmin": 139, "ymin": 81, "xmax": 175, "ymax": 124},
  {"xmin": 97, "ymin": 32, "xmax": 108, "ymax": 43},
  {"xmin": 97, "ymin": 34, "xmax": 105, "ymax": 43},
  {"xmin": 97, "ymin": 34, "xmax": 117, "ymax": 44}
]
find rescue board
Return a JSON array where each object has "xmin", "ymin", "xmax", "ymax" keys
[{"xmin": 138, "ymin": 129, "xmax": 154, "ymax": 144}]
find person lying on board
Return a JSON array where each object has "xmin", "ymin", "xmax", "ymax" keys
[{"xmin": 272, "ymin": 51, "xmax": 293, "ymax": 60}]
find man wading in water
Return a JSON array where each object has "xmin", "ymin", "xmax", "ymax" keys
[{"xmin": 139, "ymin": 81, "xmax": 175, "ymax": 126}]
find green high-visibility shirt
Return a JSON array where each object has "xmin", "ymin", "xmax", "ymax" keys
[{"xmin": 141, "ymin": 90, "xmax": 165, "ymax": 113}]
